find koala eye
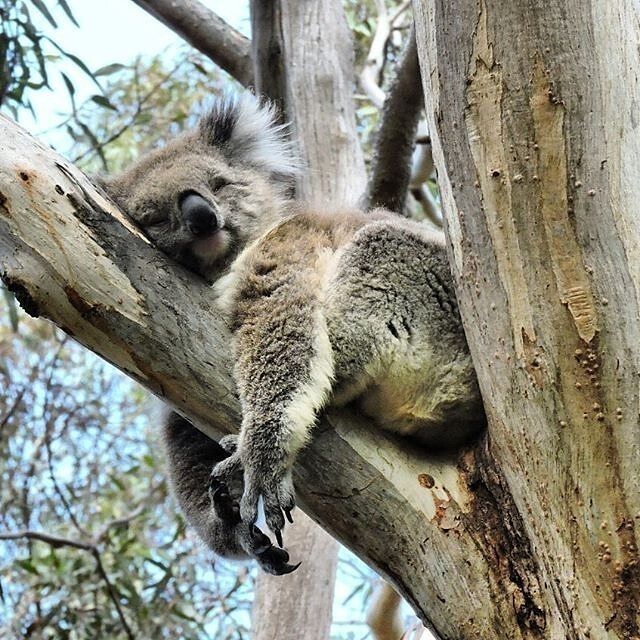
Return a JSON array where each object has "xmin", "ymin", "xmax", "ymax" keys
[
  {"xmin": 210, "ymin": 177, "xmax": 230, "ymax": 192},
  {"xmin": 135, "ymin": 203, "xmax": 169, "ymax": 228}
]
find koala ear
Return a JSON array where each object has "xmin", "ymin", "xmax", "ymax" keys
[{"xmin": 199, "ymin": 93, "xmax": 299, "ymax": 178}]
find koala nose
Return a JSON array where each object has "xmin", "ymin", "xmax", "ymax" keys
[{"xmin": 180, "ymin": 192, "xmax": 220, "ymax": 236}]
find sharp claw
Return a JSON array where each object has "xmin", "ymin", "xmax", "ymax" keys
[
  {"xmin": 284, "ymin": 508, "xmax": 294, "ymax": 524},
  {"xmin": 279, "ymin": 561, "xmax": 301, "ymax": 575},
  {"xmin": 275, "ymin": 529, "xmax": 283, "ymax": 548}
]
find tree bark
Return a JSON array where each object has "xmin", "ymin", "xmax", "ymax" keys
[
  {"xmin": 414, "ymin": 0, "xmax": 640, "ymax": 637},
  {"xmin": 4, "ymin": 0, "xmax": 639, "ymax": 637},
  {"xmin": 251, "ymin": 511, "xmax": 338, "ymax": 640},
  {"xmin": 0, "ymin": 114, "xmax": 502, "ymax": 639}
]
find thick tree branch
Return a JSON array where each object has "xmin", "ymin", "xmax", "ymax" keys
[
  {"xmin": 130, "ymin": 0, "xmax": 253, "ymax": 86},
  {"xmin": 365, "ymin": 26, "xmax": 423, "ymax": 213},
  {"xmin": 0, "ymin": 114, "xmax": 541, "ymax": 637}
]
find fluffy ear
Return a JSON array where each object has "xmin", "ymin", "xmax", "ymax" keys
[{"xmin": 199, "ymin": 93, "xmax": 299, "ymax": 178}]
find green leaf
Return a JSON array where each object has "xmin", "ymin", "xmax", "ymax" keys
[
  {"xmin": 60, "ymin": 71, "xmax": 74, "ymax": 97},
  {"xmin": 191, "ymin": 61, "xmax": 208, "ymax": 76},
  {"xmin": 142, "ymin": 454, "xmax": 154, "ymax": 467},
  {"xmin": 16, "ymin": 558, "xmax": 40, "ymax": 575},
  {"xmin": 110, "ymin": 474, "xmax": 126, "ymax": 491},
  {"xmin": 90, "ymin": 94, "xmax": 117, "ymax": 111},
  {"xmin": 94, "ymin": 63, "xmax": 126, "ymax": 77},
  {"xmin": 57, "ymin": 0, "xmax": 79, "ymax": 27},
  {"xmin": 29, "ymin": 0, "xmax": 58, "ymax": 28},
  {"xmin": 45, "ymin": 37, "xmax": 101, "ymax": 88}
]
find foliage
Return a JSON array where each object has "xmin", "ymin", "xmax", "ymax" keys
[
  {"xmin": 0, "ymin": 303, "xmax": 255, "ymax": 639},
  {"xmin": 0, "ymin": 0, "xmax": 97, "ymax": 118},
  {"xmin": 57, "ymin": 50, "xmax": 227, "ymax": 174}
]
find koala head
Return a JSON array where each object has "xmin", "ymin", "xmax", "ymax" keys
[{"xmin": 101, "ymin": 94, "xmax": 298, "ymax": 279}]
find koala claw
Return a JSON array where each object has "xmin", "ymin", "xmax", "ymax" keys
[
  {"xmin": 284, "ymin": 507, "xmax": 294, "ymax": 524},
  {"xmin": 248, "ymin": 523, "xmax": 272, "ymax": 555},
  {"xmin": 255, "ymin": 544, "xmax": 301, "ymax": 576}
]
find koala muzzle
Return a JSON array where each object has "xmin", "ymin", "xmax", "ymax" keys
[{"xmin": 180, "ymin": 192, "xmax": 221, "ymax": 237}]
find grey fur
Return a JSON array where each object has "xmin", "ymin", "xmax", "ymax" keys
[
  {"xmin": 164, "ymin": 412, "xmax": 299, "ymax": 575},
  {"xmin": 102, "ymin": 94, "xmax": 484, "ymax": 569}
]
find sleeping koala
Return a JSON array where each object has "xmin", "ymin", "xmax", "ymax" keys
[{"xmin": 102, "ymin": 93, "xmax": 484, "ymax": 572}]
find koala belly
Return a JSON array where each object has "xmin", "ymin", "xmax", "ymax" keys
[{"xmin": 324, "ymin": 220, "xmax": 484, "ymax": 449}]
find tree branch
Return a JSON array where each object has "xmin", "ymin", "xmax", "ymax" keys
[
  {"xmin": 130, "ymin": 0, "xmax": 253, "ymax": 86},
  {"xmin": 365, "ymin": 25, "xmax": 423, "ymax": 213}
]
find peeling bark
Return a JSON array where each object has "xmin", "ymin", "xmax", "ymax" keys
[{"xmin": 415, "ymin": 0, "xmax": 640, "ymax": 636}]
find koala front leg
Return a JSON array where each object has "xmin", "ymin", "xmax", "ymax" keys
[{"xmin": 213, "ymin": 252, "xmax": 335, "ymax": 544}]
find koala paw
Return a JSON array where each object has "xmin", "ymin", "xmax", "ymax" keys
[
  {"xmin": 209, "ymin": 479, "xmax": 240, "ymax": 525},
  {"xmin": 210, "ymin": 450, "xmax": 243, "ymax": 490},
  {"xmin": 240, "ymin": 466, "xmax": 296, "ymax": 548},
  {"xmin": 256, "ymin": 544, "xmax": 301, "ymax": 576},
  {"xmin": 238, "ymin": 522, "xmax": 301, "ymax": 575},
  {"xmin": 210, "ymin": 443, "xmax": 297, "ymax": 547}
]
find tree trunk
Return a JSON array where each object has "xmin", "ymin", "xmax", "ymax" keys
[
  {"xmin": 414, "ymin": 0, "xmax": 640, "ymax": 637},
  {"xmin": 251, "ymin": 511, "xmax": 338, "ymax": 640}
]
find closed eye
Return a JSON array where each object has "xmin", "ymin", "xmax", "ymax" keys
[
  {"xmin": 136, "ymin": 204, "xmax": 169, "ymax": 227},
  {"xmin": 210, "ymin": 176, "xmax": 231, "ymax": 192}
]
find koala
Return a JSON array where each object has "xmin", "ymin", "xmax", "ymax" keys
[{"xmin": 102, "ymin": 93, "xmax": 484, "ymax": 571}]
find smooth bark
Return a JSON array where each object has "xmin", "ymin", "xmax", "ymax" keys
[
  {"xmin": 248, "ymin": 1, "xmax": 364, "ymax": 635},
  {"xmin": 251, "ymin": 511, "xmax": 338, "ymax": 640}
]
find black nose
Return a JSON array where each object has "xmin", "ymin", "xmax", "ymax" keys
[{"xmin": 180, "ymin": 193, "xmax": 220, "ymax": 236}]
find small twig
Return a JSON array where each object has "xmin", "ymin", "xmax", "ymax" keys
[
  {"xmin": 91, "ymin": 548, "xmax": 135, "ymax": 640},
  {"xmin": 0, "ymin": 529, "xmax": 94, "ymax": 550}
]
